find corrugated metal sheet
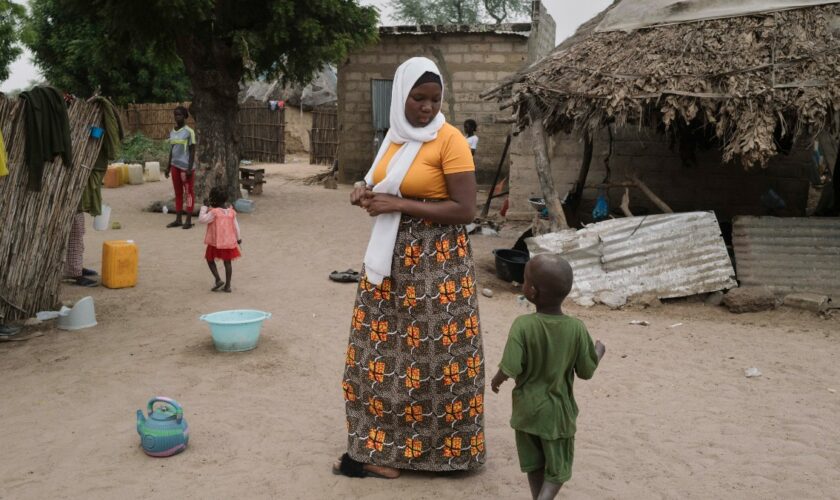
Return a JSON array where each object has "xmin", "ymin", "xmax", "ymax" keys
[
  {"xmin": 371, "ymin": 79, "xmax": 393, "ymax": 131},
  {"xmin": 527, "ymin": 212, "xmax": 737, "ymax": 302},
  {"xmin": 733, "ymin": 216, "xmax": 840, "ymax": 298},
  {"xmin": 597, "ymin": 0, "xmax": 840, "ymax": 32}
]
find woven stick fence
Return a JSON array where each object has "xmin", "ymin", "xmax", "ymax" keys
[
  {"xmin": 0, "ymin": 97, "xmax": 104, "ymax": 321},
  {"xmin": 238, "ymin": 104, "xmax": 285, "ymax": 163},
  {"xmin": 309, "ymin": 105, "xmax": 338, "ymax": 165},
  {"xmin": 123, "ymin": 102, "xmax": 287, "ymax": 163},
  {"xmin": 124, "ymin": 102, "xmax": 195, "ymax": 140}
]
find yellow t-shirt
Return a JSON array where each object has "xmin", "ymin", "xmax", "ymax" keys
[{"xmin": 372, "ymin": 122, "xmax": 474, "ymax": 199}]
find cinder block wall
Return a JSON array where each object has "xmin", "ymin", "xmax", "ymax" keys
[
  {"xmin": 508, "ymin": 127, "xmax": 812, "ymax": 222},
  {"xmin": 528, "ymin": 0, "xmax": 556, "ymax": 63},
  {"xmin": 337, "ymin": 33, "xmax": 529, "ymax": 184}
]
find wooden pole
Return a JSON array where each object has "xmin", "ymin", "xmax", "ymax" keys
[
  {"xmin": 566, "ymin": 133, "xmax": 593, "ymax": 212},
  {"xmin": 620, "ymin": 188, "xmax": 633, "ymax": 217},
  {"xmin": 480, "ymin": 134, "xmax": 512, "ymax": 218},
  {"xmin": 629, "ymin": 174, "xmax": 673, "ymax": 213},
  {"xmin": 529, "ymin": 103, "xmax": 568, "ymax": 231}
]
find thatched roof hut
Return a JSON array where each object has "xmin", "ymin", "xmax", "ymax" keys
[{"xmin": 485, "ymin": 1, "xmax": 840, "ymax": 169}]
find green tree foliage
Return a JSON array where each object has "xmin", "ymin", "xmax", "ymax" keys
[
  {"xmin": 391, "ymin": 0, "xmax": 479, "ymax": 24},
  {"xmin": 482, "ymin": 0, "xmax": 530, "ymax": 24},
  {"xmin": 390, "ymin": 0, "xmax": 529, "ymax": 25},
  {"xmin": 25, "ymin": 0, "xmax": 190, "ymax": 105},
  {"xmin": 28, "ymin": 0, "xmax": 378, "ymax": 199},
  {"xmin": 0, "ymin": 0, "xmax": 24, "ymax": 82}
]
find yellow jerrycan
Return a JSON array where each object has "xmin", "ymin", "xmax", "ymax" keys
[{"xmin": 102, "ymin": 240, "xmax": 138, "ymax": 289}]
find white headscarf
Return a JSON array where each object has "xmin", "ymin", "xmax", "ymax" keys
[{"xmin": 362, "ymin": 57, "xmax": 446, "ymax": 285}]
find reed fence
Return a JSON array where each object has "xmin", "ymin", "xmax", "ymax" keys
[
  {"xmin": 123, "ymin": 102, "xmax": 286, "ymax": 163},
  {"xmin": 309, "ymin": 105, "xmax": 338, "ymax": 165},
  {"xmin": 0, "ymin": 97, "xmax": 105, "ymax": 321},
  {"xmin": 123, "ymin": 102, "xmax": 195, "ymax": 140},
  {"xmin": 237, "ymin": 104, "xmax": 285, "ymax": 163}
]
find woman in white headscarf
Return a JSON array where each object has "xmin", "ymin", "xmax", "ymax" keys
[{"xmin": 335, "ymin": 57, "xmax": 485, "ymax": 479}]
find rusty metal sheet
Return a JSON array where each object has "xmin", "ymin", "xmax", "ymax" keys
[
  {"xmin": 733, "ymin": 216, "xmax": 840, "ymax": 298},
  {"xmin": 527, "ymin": 212, "xmax": 737, "ymax": 303}
]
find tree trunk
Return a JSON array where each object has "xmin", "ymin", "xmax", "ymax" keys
[
  {"xmin": 529, "ymin": 104, "xmax": 568, "ymax": 232},
  {"xmin": 176, "ymin": 35, "xmax": 243, "ymax": 206}
]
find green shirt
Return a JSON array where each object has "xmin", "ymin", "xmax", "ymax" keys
[{"xmin": 499, "ymin": 313, "xmax": 599, "ymax": 440}]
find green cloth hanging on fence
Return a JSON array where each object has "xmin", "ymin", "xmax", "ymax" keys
[
  {"xmin": 19, "ymin": 86, "xmax": 73, "ymax": 191},
  {"xmin": 94, "ymin": 96, "xmax": 123, "ymax": 170},
  {"xmin": 80, "ymin": 97, "xmax": 124, "ymax": 216},
  {"xmin": 0, "ymin": 130, "xmax": 8, "ymax": 178}
]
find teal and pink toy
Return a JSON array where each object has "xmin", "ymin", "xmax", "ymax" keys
[{"xmin": 136, "ymin": 397, "xmax": 189, "ymax": 457}]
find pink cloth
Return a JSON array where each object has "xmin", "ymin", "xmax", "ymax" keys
[{"xmin": 199, "ymin": 207, "xmax": 240, "ymax": 249}]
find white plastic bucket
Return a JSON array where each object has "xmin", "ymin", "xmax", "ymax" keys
[{"xmin": 94, "ymin": 204, "xmax": 111, "ymax": 231}]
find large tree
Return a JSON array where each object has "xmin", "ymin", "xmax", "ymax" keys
[
  {"xmin": 47, "ymin": 0, "xmax": 378, "ymax": 201},
  {"xmin": 389, "ymin": 0, "xmax": 529, "ymax": 25},
  {"xmin": 481, "ymin": 0, "xmax": 530, "ymax": 24},
  {"xmin": 0, "ymin": 0, "xmax": 24, "ymax": 83},
  {"xmin": 25, "ymin": 0, "xmax": 191, "ymax": 105}
]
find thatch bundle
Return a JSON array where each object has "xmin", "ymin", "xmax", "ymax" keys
[
  {"xmin": 0, "ymin": 97, "xmax": 104, "ymax": 321},
  {"xmin": 485, "ymin": 3, "xmax": 840, "ymax": 167}
]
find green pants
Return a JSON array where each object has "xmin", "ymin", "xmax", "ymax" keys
[{"xmin": 515, "ymin": 431, "xmax": 574, "ymax": 484}]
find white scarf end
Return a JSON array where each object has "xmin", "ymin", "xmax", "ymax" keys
[{"xmin": 364, "ymin": 269, "xmax": 386, "ymax": 286}]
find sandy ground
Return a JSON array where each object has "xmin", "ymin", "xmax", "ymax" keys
[{"xmin": 1, "ymin": 158, "xmax": 839, "ymax": 500}]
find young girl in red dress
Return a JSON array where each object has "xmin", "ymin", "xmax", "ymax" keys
[{"xmin": 198, "ymin": 187, "xmax": 241, "ymax": 292}]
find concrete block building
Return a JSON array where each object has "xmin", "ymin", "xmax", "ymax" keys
[{"xmin": 336, "ymin": 1, "xmax": 555, "ymax": 184}]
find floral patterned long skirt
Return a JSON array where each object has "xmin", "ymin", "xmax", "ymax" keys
[{"xmin": 343, "ymin": 215, "xmax": 486, "ymax": 471}]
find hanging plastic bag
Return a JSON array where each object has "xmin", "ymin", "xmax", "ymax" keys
[{"xmin": 592, "ymin": 192, "xmax": 610, "ymax": 221}]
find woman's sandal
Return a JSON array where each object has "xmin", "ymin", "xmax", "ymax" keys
[
  {"xmin": 329, "ymin": 269, "xmax": 361, "ymax": 283},
  {"xmin": 331, "ymin": 453, "xmax": 399, "ymax": 479}
]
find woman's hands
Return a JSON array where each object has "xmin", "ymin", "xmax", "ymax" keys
[
  {"xmin": 350, "ymin": 182, "xmax": 371, "ymax": 206},
  {"xmin": 363, "ymin": 193, "xmax": 403, "ymax": 216},
  {"xmin": 349, "ymin": 172, "xmax": 477, "ymax": 224},
  {"xmin": 351, "ymin": 183, "xmax": 403, "ymax": 217}
]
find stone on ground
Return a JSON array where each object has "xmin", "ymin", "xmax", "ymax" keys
[{"xmin": 723, "ymin": 287, "xmax": 778, "ymax": 313}]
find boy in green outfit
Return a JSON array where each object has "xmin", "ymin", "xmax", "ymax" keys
[{"xmin": 492, "ymin": 254, "xmax": 606, "ymax": 500}]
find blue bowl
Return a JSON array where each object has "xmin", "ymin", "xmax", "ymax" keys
[
  {"xmin": 90, "ymin": 126, "xmax": 105, "ymax": 139},
  {"xmin": 234, "ymin": 198, "xmax": 255, "ymax": 213},
  {"xmin": 199, "ymin": 310, "xmax": 271, "ymax": 352}
]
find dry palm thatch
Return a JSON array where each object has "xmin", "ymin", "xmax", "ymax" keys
[
  {"xmin": 484, "ymin": 3, "xmax": 840, "ymax": 168},
  {"xmin": 0, "ymin": 97, "xmax": 104, "ymax": 321}
]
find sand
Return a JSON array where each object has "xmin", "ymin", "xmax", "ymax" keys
[{"xmin": 1, "ymin": 158, "xmax": 839, "ymax": 499}]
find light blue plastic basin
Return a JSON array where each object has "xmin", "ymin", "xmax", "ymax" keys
[{"xmin": 199, "ymin": 310, "xmax": 271, "ymax": 352}]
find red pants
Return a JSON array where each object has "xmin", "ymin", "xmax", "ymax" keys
[{"xmin": 171, "ymin": 167, "xmax": 195, "ymax": 213}]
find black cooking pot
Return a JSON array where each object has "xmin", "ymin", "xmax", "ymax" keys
[{"xmin": 493, "ymin": 249, "xmax": 529, "ymax": 283}]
